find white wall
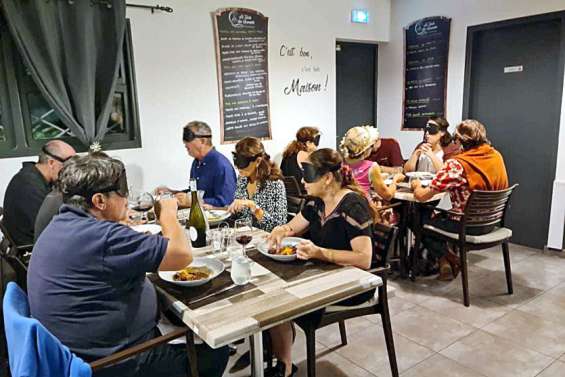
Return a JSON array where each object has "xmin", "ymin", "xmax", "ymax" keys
[
  {"xmin": 377, "ymin": 0, "xmax": 565, "ymax": 249},
  {"xmin": 0, "ymin": 0, "xmax": 390, "ymax": 201}
]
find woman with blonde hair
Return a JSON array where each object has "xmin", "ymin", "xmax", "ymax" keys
[
  {"xmin": 340, "ymin": 125, "xmax": 404, "ymax": 201},
  {"xmin": 280, "ymin": 126, "xmax": 320, "ymax": 187},
  {"xmin": 228, "ymin": 137, "xmax": 287, "ymax": 232}
]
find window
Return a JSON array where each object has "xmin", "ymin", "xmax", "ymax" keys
[{"xmin": 0, "ymin": 19, "xmax": 141, "ymax": 158}]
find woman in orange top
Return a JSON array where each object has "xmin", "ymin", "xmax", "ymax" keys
[{"xmin": 412, "ymin": 119, "xmax": 508, "ymax": 280}]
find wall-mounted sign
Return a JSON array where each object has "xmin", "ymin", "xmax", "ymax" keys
[
  {"xmin": 351, "ymin": 9, "xmax": 369, "ymax": 24},
  {"xmin": 402, "ymin": 16, "xmax": 451, "ymax": 130},
  {"xmin": 504, "ymin": 65, "xmax": 524, "ymax": 73},
  {"xmin": 213, "ymin": 8, "xmax": 271, "ymax": 143}
]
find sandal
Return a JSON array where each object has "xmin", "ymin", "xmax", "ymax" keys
[{"xmin": 437, "ymin": 256, "xmax": 454, "ymax": 281}]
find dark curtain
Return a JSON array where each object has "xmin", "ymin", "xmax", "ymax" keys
[{"xmin": 2, "ymin": 0, "xmax": 126, "ymax": 147}]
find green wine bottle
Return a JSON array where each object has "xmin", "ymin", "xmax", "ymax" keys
[{"xmin": 187, "ymin": 179, "xmax": 207, "ymax": 247}]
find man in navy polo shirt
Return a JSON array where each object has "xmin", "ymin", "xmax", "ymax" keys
[
  {"xmin": 175, "ymin": 121, "xmax": 237, "ymax": 208},
  {"xmin": 27, "ymin": 154, "xmax": 228, "ymax": 377}
]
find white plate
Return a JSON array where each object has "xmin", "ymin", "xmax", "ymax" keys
[
  {"xmin": 158, "ymin": 257, "xmax": 225, "ymax": 287},
  {"xmin": 405, "ymin": 171, "xmax": 435, "ymax": 180},
  {"xmin": 256, "ymin": 237, "xmax": 304, "ymax": 262},
  {"xmin": 131, "ymin": 224, "xmax": 161, "ymax": 235},
  {"xmin": 206, "ymin": 209, "xmax": 231, "ymax": 225}
]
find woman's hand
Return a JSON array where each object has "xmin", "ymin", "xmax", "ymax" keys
[
  {"xmin": 420, "ymin": 143, "xmax": 434, "ymax": 157},
  {"xmin": 227, "ymin": 199, "xmax": 255, "ymax": 214},
  {"xmin": 392, "ymin": 173, "xmax": 405, "ymax": 184},
  {"xmin": 296, "ymin": 240, "xmax": 323, "ymax": 261},
  {"xmin": 267, "ymin": 225, "xmax": 291, "ymax": 250},
  {"xmin": 410, "ymin": 178, "xmax": 422, "ymax": 191}
]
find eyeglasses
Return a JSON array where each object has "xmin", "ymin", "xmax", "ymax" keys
[
  {"xmin": 41, "ymin": 145, "xmax": 72, "ymax": 163},
  {"xmin": 183, "ymin": 127, "xmax": 212, "ymax": 142}
]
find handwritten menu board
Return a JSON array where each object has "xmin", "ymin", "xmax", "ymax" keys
[
  {"xmin": 214, "ymin": 8, "xmax": 271, "ymax": 143},
  {"xmin": 402, "ymin": 16, "xmax": 451, "ymax": 130}
]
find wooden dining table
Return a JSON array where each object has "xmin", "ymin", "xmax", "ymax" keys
[{"xmin": 149, "ymin": 228, "xmax": 382, "ymax": 377}]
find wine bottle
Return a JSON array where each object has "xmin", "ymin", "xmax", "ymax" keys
[{"xmin": 186, "ymin": 179, "xmax": 207, "ymax": 247}]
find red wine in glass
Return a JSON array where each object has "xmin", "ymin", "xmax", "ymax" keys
[{"xmin": 236, "ymin": 235, "xmax": 253, "ymax": 246}]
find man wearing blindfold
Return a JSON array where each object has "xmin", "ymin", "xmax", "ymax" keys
[
  {"xmin": 3, "ymin": 140, "xmax": 75, "ymax": 246},
  {"xmin": 157, "ymin": 121, "xmax": 236, "ymax": 208},
  {"xmin": 28, "ymin": 154, "xmax": 229, "ymax": 377}
]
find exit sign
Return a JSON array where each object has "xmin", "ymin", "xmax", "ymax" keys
[{"xmin": 351, "ymin": 9, "xmax": 369, "ymax": 24}]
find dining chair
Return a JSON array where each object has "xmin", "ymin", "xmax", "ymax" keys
[
  {"xmin": 282, "ymin": 176, "xmax": 306, "ymax": 198},
  {"xmin": 295, "ymin": 223, "xmax": 399, "ymax": 377},
  {"xmin": 0, "ymin": 211, "xmax": 31, "ymax": 292},
  {"xmin": 3, "ymin": 282, "xmax": 199, "ymax": 377},
  {"xmin": 421, "ymin": 184, "xmax": 518, "ymax": 306},
  {"xmin": 286, "ymin": 195, "xmax": 305, "ymax": 222}
]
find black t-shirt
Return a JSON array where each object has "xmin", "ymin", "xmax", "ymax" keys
[
  {"xmin": 3, "ymin": 162, "xmax": 50, "ymax": 245},
  {"xmin": 280, "ymin": 153, "xmax": 305, "ymax": 190},
  {"xmin": 301, "ymin": 192, "xmax": 378, "ymax": 265}
]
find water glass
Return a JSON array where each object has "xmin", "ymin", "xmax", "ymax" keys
[
  {"xmin": 230, "ymin": 255, "xmax": 252, "ymax": 285},
  {"xmin": 207, "ymin": 229, "xmax": 223, "ymax": 256}
]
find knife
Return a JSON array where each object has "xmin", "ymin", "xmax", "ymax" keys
[{"xmin": 189, "ymin": 283, "xmax": 239, "ymax": 305}]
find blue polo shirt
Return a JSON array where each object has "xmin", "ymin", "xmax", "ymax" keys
[
  {"xmin": 190, "ymin": 148, "xmax": 237, "ymax": 207},
  {"xmin": 27, "ymin": 205, "xmax": 168, "ymax": 360}
]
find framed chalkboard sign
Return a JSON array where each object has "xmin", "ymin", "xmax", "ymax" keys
[
  {"xmin": 402, "ymin": 16, "xmax": 451, "ymax": 130},
  {"xmin": 213, "ymin": 8, "xmax": 272, "ymax": 143}
]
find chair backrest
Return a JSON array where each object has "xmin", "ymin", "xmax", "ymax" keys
[
  {"xmin": 3, "ymin": 282, "xmax": 91, "ymax": 377},
  {"xmin": 463, "ymin": 184, "xmax": 518, "ymax": 229},
  {"xmin": 282, "ymin": 176, "xmax": 305, "ymax": 197},
  {"xmin": 286, "ymin": 195, "xmax": 305, "ymax": 222},
  {"xmin": 372, "ymin": 223, "xmax": 398, "ymax": 268},
  {"xmin": 0, "ymin": 213, "xmax": 30, "ymax": 291}
]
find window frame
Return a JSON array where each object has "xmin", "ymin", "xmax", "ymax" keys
[{"xmin": 0, "ymin": 19, "xmax": 141, "ymax": 158}]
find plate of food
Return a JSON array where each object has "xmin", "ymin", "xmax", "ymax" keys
[
  {"xmin": 256, "ymin": 237, "xmax": 304, "ymax": 262},
  {"xmin": 206, "ymin": 209, "xmax": 231, "ymax": 225},
  {"xmin": 405, "ymin": 171, "xmax": 435, "ymax": 180},
  {"xmin": 131, "ymin": 224, "xmax": 161, "ymax": 235},
  {"xmin": 158, "ymin": 257, "xmax": 225, "ymax": 287}
]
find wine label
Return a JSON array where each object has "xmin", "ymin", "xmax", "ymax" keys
[{"xmin": 189, "ymin": 227, "xmax": 198, "ymax": 242}]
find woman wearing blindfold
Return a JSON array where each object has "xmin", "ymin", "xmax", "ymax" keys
[
  {"xmin": 265, "ymin": 148, "xmax": 383, "ymax": 377},
  {"xmin": 404, "ymin": 117, "xmax": 454, "ymax": 174},
  {"xmin": 340, "ymin": 126, "xmax": 405, "ymax": 202},
  {"xmin": 280, "ymin": 126, "xmax": 320, "ymax": 190},
  {"xmin": 227, "ymin": 137, "xmax": 287, "ymax": 232}
]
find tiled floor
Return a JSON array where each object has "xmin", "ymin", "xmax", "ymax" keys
[{"xmin": 224, "ymin": 243, "xmax": 565, "ymax": 377}]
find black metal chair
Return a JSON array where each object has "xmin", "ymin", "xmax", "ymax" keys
[
  {"xmin": 286, "ymin": 195, "xmax": 305, "ymax": 222},
  {"xmin": 295, "ymin": 223, "xmax": 399, "ymax": 377},
  {"xmin": 283, "ymin": 176, "xmax": 305, "ymax": 198},
  {"xmin": 0, "ymin": 210, "xmax": 32, "ymax": 292},
  {"xmin": 421, "ymin": 184, "xmax": 518, "ymax": 307}
]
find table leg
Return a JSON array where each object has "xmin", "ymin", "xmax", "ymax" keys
[
  {"xmin": 250, "ymin": 332, "xmax": 264, "ymax": 377},
  {"xmin": 409, "ymin": 204, "xmax": 423, "ymax": 281},
  {"xmin": 399, "ymin": 202, "xmax": 409, "ymax": 278}
]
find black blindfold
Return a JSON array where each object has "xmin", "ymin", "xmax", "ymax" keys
[
  {"xmin": 232, "ymin": 152, "xmax": 262, "ymax": 169},
  {"xmin": 41, "ymin": 145, "xmax": 72, "ymax": 163},
  {"xmin": 301, "ymin": 162, "xmax": 341, "ymax": 183},
  {"xmin": 424, "ymin": 122, "xmax": 440, "ymax": 135},
  {"xmin": 183, "ymin": 128, "xmax": 212, "ymax": 142},
  {"xmin": 65, "ymin": 170, "xmax": 130, "ymax": 201},
  {"xmin": 297, "ymin": 134, "xmax": 321, "ymax": 147}
]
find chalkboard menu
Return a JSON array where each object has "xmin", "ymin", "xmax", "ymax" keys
[
  {"xmin": 214, "ymin": 8, "xmax": 271, "ymax": 143},
  {"xmin": 402, "ymin": 16, "xmax": 451, "ymax": 130}
]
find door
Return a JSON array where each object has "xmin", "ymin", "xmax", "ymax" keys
[
  {"xmin": 336, "ymin": 42, "xmax": 377, "ymax": 147},
  {"xmin": 464, "ymin": 14, "xmax": 564, "ymax": 248}
]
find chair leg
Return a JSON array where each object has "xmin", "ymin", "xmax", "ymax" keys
[
  {"xmin": 459, "ymin": 246, "xmax": 470, "ymax": 307},
  {"xmin": 502, "ymin": 241, "xmax": 513, "ymax": 295},
  {"xmin": 338, "ymin": 320, "xmax": 348, "ymax": 346},
  {"xmin": 185, "ymin": 331, "xmax": 199, "ymax": 377},
  {"xmin": 380, "ymin": 288, "xmax": 399, "ymax": 377},
  {"xmin": 305, "ymin": 327, "xmax": 317, "ymax": 377}
]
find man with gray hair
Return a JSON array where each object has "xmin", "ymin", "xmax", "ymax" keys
[
  {"xmin": 27, "ymin": 154, "xmax": 228, "ymax": 377},
  {"xmin": 161, "ymin": 121, "xmax": 236, "ymax": 208},
  {"xmin": 2, "ymin": 139, "xmax": 75, "ymax": 245}
]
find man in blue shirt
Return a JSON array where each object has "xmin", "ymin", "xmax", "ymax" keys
[
  {"xmin": 28, "ymin": 154, "xmax": 228, "ymax": 377},
  {"xmin": 175, "ymin": 121, "xmax": 236, "ymax": 207}
]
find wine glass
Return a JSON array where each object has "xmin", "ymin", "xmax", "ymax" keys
[
  {"xmin": 234, "ymin": 218, "xmax": 253, "ymax": 257},
  {"xmin": 129, "ymin": 190, "xmax": 154, "ymax": 222}
]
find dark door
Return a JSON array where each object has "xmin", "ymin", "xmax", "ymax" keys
[
  {"xmin": 336, "ymin": 42, "xmax": 377, "ymax": 147},
  {"xmin": 464, "ymin": 14, "xmax": 564, "ymax": 248}
]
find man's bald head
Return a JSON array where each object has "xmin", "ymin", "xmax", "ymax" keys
[{"xmin": 38, "ymin": 140, "xmax": 76, "ymax": 164}]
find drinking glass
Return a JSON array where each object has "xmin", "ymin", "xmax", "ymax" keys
[
  {"xmin": 230, "ymin": 255, "xmax": 252, "ymax": 285},
  {"xmin": 234, "ymin": 218, "xmax": 253, "ymax": 257}
]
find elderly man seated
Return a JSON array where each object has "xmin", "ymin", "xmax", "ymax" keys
[
  {"xmin": 411, "ymin": 119, "xmax": 509, "ymax": 281},
  {"xmin": 3, "ymin": 140, "xmax": 75, "ymax": 246},
  {"xmin": 27, "ymin": 154, "xmax": 228, "ymax": 377}
]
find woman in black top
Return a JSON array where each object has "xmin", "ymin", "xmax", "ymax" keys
[
  {"xmin": 265, "ymin": 148, "xmax": 378, "ymax": 377},
  {"xmin": 280, "ymin": 127, "xmax": 320, "ymax": 190}
]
